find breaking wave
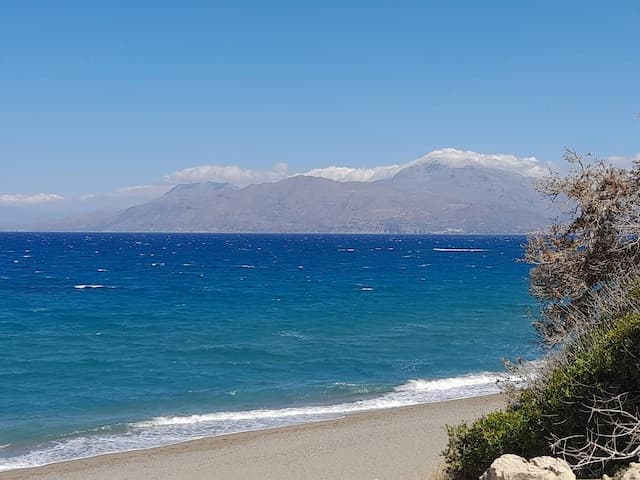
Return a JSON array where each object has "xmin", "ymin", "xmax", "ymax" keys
[{"xmin": 0, "ymin": 371, "xmax": 512, "ymax": 472}]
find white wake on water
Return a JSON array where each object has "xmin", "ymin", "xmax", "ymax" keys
[{"xmin": 432, "ymin": 248, "xmax": 488, "ymax": 252}]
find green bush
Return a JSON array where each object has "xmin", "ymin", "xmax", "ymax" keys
[
  {"xmin": 537, "ymin": 312, "xmax": 640, "ymax": 448},
  {"xmin": 443, "ymin": 406, "xmax": 546, "ymax": 480},
  {"xmin": 443, "ymin": 312, "xmax": 640, "ymax": 479}
]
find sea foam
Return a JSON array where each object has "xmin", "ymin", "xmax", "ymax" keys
[{"xmin": 0, "ymin": 372, "xmax": 507, "ymax": 472}]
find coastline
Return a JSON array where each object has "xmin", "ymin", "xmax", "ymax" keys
[{"xmin": 0, "ymin": 394, "xmax": 505, "ymax": 480}]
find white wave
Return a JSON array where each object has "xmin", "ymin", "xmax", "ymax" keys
[
  {"xmin": 278, "ymin": 330, "xmax": 308, "ymax": 340},
  {"xmin": 131, "ymin": 371, "xmax": 507, "ymax": 428},
  {"xmin": 397, "ymin": 374, "xmax": 502, "ymax": 392},
  {"xmin": 432, "ymin": 248, "xmax": 487, "ymax": 252},
  {"xmin": 74, "ymin": 284, "xmax": 104, "ymax": 289},
  {"xmin": 0, "ymin": 371, "xmax": 512, "ymax": 472}
]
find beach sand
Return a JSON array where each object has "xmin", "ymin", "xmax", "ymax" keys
[{"xmin": 1, "ymin": 394, "xmax": 504, "ymax": 480}]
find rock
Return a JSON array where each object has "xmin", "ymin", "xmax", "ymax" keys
[
  {"xmin": 480, "ymin": 454, "xmax": 576, "ymax": 480},
  {"xmin": 529, "ymin": 457, "xmax": 574, "ymax": 479},
  {"xmin": 618, "ymin": 463, "xmax": 640, "ymax": 480}
]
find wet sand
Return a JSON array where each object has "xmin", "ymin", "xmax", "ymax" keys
[{"xmin": 0, "ymin": 394, "xmax": 504, "ymax": 480}]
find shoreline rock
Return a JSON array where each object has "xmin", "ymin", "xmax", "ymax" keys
[{"xmin": 480, "ymin": 454, "xmax": 575, "ymax": 480}]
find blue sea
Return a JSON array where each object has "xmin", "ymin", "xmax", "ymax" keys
[{"xmin": 0, "ymin": 233, "xmax": 538, "ymax": 471}]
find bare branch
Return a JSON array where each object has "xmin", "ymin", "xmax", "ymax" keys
[{"xmin": 551, "ymin": 393, "xmax": 640, "ymax": 470}]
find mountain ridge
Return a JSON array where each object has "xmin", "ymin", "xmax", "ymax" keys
[{"xmin": 37, "ymin": 162, "xmax": 555, "ymax": 234}]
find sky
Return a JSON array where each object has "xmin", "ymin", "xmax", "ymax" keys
[{"xmin": 0, "ymin": 0, "xmax": 639, "ymax": 208}]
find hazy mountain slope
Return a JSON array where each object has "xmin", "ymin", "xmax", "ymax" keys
[
  {"xmin": 104, "ymin": 177, "xmax": 433, "ymax": 233},
  {"xmin": 390, "ymin": 161, "xmax": 540, "ymax": 208},
  {"xmin": 70, "ymin": 163, "xmax": 555, "ymax": 234}
]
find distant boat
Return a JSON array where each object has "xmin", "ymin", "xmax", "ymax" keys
[{"xmin": 432, "ymin": 248, "xmax": 487, "ymax": 252}]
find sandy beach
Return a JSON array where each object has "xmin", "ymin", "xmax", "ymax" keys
[{"xmin": 0, "ymin": 394, "xmax": 504, "ymax": 480}]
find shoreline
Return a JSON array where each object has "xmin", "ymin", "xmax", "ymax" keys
[{"xmin": 0, "ymin": 394, "xmax": 505, "ymax": 480}]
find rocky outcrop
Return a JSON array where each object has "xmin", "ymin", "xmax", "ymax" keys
[{"xmin": 480, "ymin": 454, "xmax": 575, "ymax": 480}]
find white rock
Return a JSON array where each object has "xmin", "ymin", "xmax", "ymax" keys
[
  {"xmin": 530, "ymin": 456, "xmax": 575, "ymax": 479},
  {"xmin": 479, "ymin": 454, "xmax": 576, "ymax": 480},
  {"xmin": 619, "ymin": 463, "xmax": 640, "ymax": 480}
]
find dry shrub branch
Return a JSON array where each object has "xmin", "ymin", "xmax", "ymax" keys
[{"xmin": 525, "ymin": 150, "xmax": 640, "ymax": 345}]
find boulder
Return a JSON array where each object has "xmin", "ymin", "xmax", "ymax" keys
[
  {"xmin": 618, "ymin": 463, "xmax": 640, "ymax": 480},
  {"xmin": 480, "ymin": 454, "xmax": 575, "ymax": 480}
]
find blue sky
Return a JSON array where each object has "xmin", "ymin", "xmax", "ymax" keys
[{"xmin": 1, "ymin": 1, "xmax": 638, "ymax": 200}]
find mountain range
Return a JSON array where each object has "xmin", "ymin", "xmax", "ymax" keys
[{"xmin": 40, "ymin": 158, "xmax": 555, "ymax": 234}]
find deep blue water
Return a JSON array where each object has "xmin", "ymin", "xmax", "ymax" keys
[{"xmin": 0, "ymin": 233, "xmax": 538, "ymax": 470}]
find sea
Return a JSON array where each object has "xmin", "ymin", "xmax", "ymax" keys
[{"xmin": 0, "ymin": 233, "xmax": 539, "ymax": 471}]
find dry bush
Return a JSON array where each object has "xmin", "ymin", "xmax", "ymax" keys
[{"xmin": 525, "ymin": 150, "xmax": 640, "ymax": 345}]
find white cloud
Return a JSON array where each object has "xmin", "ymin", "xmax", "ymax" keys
[
  {"xmin": 0, "ymin": 193, "xmax": 64, "ymax": 205},
  {"xmin": 304, "ymin": 148, "xmax": 552, "ymax": 182},
  {"xmin": 115, "ymin": 184, "xmax": 173, "ymax": 197},
  {"xmin": 406, "ymin": 148, "xmax": 551, "ymax": 178},
  {"xmin": 165, "ymin": 162, "xmax": 289, "ymax": 186},
  {"xmin": 303, "ymin": 164, "xmax": 403, "ymax": 182},
  {"xmin": 116, "ymin": 185, "xmax": 156, "ymax": 193},
  {"xmin": 160, "ymin": 148, "xmax": 552, "ymax": 189},
  {"xmin": 605, "ymin": 153, "xmax": 640, "ymax": 169}
]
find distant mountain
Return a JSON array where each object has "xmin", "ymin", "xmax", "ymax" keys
[{"xmin": 41, "ymin": 163, "xmax": 555, "ymax": 234}]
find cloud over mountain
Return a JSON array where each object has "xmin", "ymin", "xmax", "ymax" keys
[
  {"xmin": 0, "ymin": 193, "xmax": 64, "ymax": 205},
  {"xmin": 606, "ymin": 153, "xmax": 640, "ymax": 169},
  {"xmin": 162, "ymin": 148, "xmax": 552, "ymax": 189},
  {"xmin": 406, "ymin": 148, "xmax": 551, "ymax": 178},
  {"xmin": 304, "ymin": 148, "xmax": 551, "ymax": 182},
  {"xmin": 303, "ymin": 164, "xmax": 403, "ymax": 182},
  {"xmin": 164, "ymin": 162, "xmax": 290, "ymax": 186}
]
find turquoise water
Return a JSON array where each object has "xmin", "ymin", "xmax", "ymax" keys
[{"xmin": 0, "ymin": 233, "xmax": 537, "ymax": 470}]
